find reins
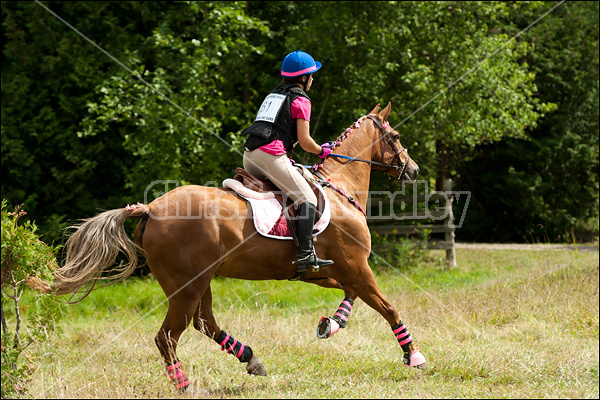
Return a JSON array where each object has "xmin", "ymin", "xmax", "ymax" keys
[
  {"xmin": 312, "ymin": 169, "xmax": 367, "ymax": 217},
  {"xmin": 325, "ymin": 153, "xmax": 396, "ymax": 169},
  {"xmin": 309, "ymin": 115, "xmax": 411, "ymax": 217}
]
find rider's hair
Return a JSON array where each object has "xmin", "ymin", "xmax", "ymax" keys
[
  {"xmin": 282, "ymin": 74, "xmax": 311, "ymax": 89},
  {"xmin": 281, "ymin": 75, "xmax": 310, "ymax": 84}
]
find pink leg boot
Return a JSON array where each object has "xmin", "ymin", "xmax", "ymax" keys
[
  {"xmin": 403, "ymin": 349, "xmax": 427, "ymax": 369},
  {"xmin": 317, "ymin": 316, "xmax": 340, "ymax": 339}
]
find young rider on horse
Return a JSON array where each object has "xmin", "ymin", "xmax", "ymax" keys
[{"xmin": 241, "ymin": 50, "xmax": 334, "ymax": 277}]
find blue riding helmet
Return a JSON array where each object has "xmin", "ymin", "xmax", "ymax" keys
[{"xmin": 281, "ymin": 50, "xmax": 322, "ymax": 78}]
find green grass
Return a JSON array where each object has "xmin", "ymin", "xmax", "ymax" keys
[{"xmin": 11, "ymin": 248, "xmax": 599, "ymax": 398}]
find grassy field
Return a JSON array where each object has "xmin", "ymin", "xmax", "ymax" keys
[{"xmin": 17, "ymin": 247, "xmax": 600, "ymax": 398}]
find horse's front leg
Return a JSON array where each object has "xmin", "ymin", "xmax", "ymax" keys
[
  {"xmin": 304, "ymin": 277, "xmax": 357, "ymax": 339},
  {"xmin": 317, "ymin": 295, "xmax": 357, "ymax": 339},
  {"xmin": 349, "ymin": 263, "xmax": 427, "ymax": 369},
  {"xmin": 194, "ymin": 283, "xmax": 267, "ymax": 376}
]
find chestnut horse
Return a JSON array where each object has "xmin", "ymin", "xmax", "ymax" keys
[{"xmin": 29, "ymin": 103, "xmax": 425, "ymax": 392}]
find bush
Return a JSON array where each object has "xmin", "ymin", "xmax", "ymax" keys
[
  {"xmin": 368, "ymin": 230, "xmax": 432, "ymax": 271},
  {"xmin": 1, "ymin": 200, "xmax": 63, "ymax": 398}
]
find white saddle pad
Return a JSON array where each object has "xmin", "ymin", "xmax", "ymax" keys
[{"xmin": 222, "ymin": 178, "xmax": 331, "ymax": 240}]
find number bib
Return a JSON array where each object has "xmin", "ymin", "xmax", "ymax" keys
[{"xmin": 255, "ymin": 93, "xmax": 286, "ymax": 123}]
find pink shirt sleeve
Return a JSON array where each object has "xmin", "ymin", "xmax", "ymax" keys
[{"xmin": 291, "ymin": 96, "xmax": 312, "ymax": 122}]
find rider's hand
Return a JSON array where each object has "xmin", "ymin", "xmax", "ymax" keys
[{"xmin": 318, "ymin": 141, "xmax": 334, "ymax": 159}]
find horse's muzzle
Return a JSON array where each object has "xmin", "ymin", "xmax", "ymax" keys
[{"xmin": 403, "ymin": 165, "xmax": 420, "ymax": 183}]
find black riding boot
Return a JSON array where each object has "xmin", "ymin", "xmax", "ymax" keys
[{"xmin": 293, "ymin": 202, "xmax": 333, "ymax": 279}]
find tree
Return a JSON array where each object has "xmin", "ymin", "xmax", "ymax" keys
[
  {"xmin": 1, "ymin": 2, "xmax": 170, "ymax": 242},
  {"xmin": 2, "ymin": 1, "xmax": 596, "ymax": 245},
  {"xmin": 455, "ymin": 1, "xmax": 599, "ymax": 242},
  {"xmin": 1, "ymin": 200, "xmax": 63, "ymax": 398},
  {"xmin": 79, "ymin": 1, "xmax": 274, "ymax": 199},
  {"xmin": 249, "ymin": 2, "xmax": 553, "ymax": 183}
]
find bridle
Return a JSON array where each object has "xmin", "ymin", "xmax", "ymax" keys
[
  {"xmin": 314, "ymin": 115, "xmax": 411, "ymax": 182},
  {"xmin": 365, "ymin": 114, "xmax": 410, "ymax": 182},
  {"xmin": 308, "ymin": 115, "xmax": 412, "ymax": 217}
]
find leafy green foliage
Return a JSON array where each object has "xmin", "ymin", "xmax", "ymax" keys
[
  {"xmin": 455, "ymin": 1, "xmax": 599, "ymax": 242},
  {"xmin": 274, "ymin": 2, "xmax": 553, "ymax": 170},
  {"xmin": 1, "ymin": 200, "xmax": 63, "ymax": 398},
  {"xmin": 369, "ymin": 230, "xmax": 433, "ymax": 271},
  {"xmin": 1, "ymin": 2, "xmax": 171, "ymax": 242},
  {"xmin": 1, "ymin": 1, "xmax": 598, "ymax": 244},
  {"xmin": 80, "ymin": 2, "xmax": 273, "ymax": 197}
]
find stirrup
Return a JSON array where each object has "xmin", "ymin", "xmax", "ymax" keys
[
  {"xmin": 295, "ymin": 253, "xmax": 334, "ymax": 271},
  {"xmin": 290, "ymin": 253, "xmax": 333, "ymax": 281}
]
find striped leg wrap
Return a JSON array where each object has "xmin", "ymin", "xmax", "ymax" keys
[
  {"xmin": 391, "ymin": 322, "xmax": 413, "ymax": 353},
  {"xmin": 166, "ymin": 361, "xmax": 190, "ymax": 390},
  {"xmin": 331, "ymin": 298, "xmax": 354, "ymax": 328},
  {"xmin": 215, "ymin": 330, "xmax": 253, "ymax": 363}
]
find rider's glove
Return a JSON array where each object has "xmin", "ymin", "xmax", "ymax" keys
[{"xmin": 318, "ymin": 141, "xmax": 334, "ymax": 159}]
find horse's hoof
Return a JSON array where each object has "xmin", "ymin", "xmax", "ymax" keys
[
  {"xmin": 246, "ymin": 354, "xmax": 267, "ymax": 376},
  {"xmin": 317, "ymin": 316, "xmax": 340, "ymax": 339},
  {"xmin": 403, "ymin": 349, "xmax": 427, "ymax": 369}
]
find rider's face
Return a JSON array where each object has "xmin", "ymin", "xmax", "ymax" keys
[{"xmin": 304, "ymin": 74, "xmax": 314, "ymax": 91}]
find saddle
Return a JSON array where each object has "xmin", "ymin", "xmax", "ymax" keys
[
  {"xmin": 231, "ymin": 167, "xmax": 326, "ymax": 221},
  {"xmin": 227, "ymin": 167, "xmax": 328, "ymax": 243}
]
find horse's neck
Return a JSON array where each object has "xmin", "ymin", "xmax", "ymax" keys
[{"xmin": 320, "ymin": 123, "xmax": 376, "ymax": 208}]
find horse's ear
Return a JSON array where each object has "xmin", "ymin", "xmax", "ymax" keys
[
  {"xmin": 369, "ymin": 103, "xmax": 381, "ymax": 115},
  {"xmin": 378, "ymin": 102, "xmax": 392, "ymax": 121}
]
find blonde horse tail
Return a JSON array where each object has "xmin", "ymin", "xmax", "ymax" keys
[{"xmin": 27, "ymin": 204, "xmax": 150, "ymax": 303}]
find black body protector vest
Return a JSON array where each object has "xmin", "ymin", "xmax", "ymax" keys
[{"xmin": 242, "ymin": 84, "xmax": 310, "ymax": 153}]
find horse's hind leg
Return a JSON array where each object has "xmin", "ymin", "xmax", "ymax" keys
[
  {"xmin": 349, "ymin": 264, "xmax": 427, "ymax": 369},
  {"xmin": 194, "ymin": 283, "xmax": 267, "ymax": 376},
  {"xmin": 155, "ymin": 289, "xmax": 203, "ymax": 392}
]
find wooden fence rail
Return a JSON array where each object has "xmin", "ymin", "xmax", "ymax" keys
[{"xmin": 366, "ymin": 189, "xmax": 460, "ymax": 266}]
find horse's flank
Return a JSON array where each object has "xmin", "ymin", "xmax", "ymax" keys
[{"xmin": 137, "ymin": 182, "xmax": 370, "ymax": 290}]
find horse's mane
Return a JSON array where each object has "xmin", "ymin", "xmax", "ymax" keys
[{"xmin": 331, "ymin": 115, "xmax": 367, "ymax": 147}]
